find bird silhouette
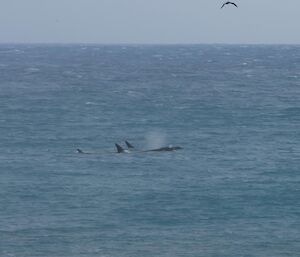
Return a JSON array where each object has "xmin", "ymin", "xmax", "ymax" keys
[{"xmin": 221, "ymin": 2, "xmax": 238, "ymax": 8}]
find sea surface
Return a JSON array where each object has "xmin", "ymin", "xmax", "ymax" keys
[{"xmin": 0, "ymin": 44, "xmax": 300, "ymax": 257}]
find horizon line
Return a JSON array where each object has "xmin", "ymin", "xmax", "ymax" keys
[{"xmin": 0, "ymin": 42, "xmax": 300, "ymax": 46}]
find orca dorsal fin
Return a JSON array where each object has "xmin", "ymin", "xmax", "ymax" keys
[
  {"xmin": 115, "ymin": 143, "xmax": 125, "ymax": 153},
  {"xmin": 125, "ymin": 141, "xmax": 134, "ymax": 149},
  {"xmin": 77, "ymin": 148, "xmax": 84, "ymax": 154}
]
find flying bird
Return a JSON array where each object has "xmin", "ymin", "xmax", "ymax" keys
[{"xmin": 221, "ymin": 2, "xmax": 238, "ymax": 9}]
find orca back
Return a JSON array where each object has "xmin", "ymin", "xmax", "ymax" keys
[
  {"xmin": 77, "ymin": 148, "xmax": 84, "ymax": 154},
  {"xmin": 125, "ymin": 141, "xmax": 134, "ymax": 149},
  {"xmin": 115, "ymin": 143, "xmax": 125, "ymax": 153}
]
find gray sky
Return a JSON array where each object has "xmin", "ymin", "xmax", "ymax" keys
[{"xmin": 0, "ymin": 0, "xmax": 300, "ymax": 44}]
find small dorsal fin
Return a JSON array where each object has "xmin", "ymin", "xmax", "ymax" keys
[
  {"xmin": 115, "ymin": 143, "xmax": 125, "ymax": 153},
  {"xmin": 77, "ymin": 148, "xmax": 84, "ymax": 154},
  {"xmin": 125, "ymin": 141, "xmax": 134, "ymax": 149}
]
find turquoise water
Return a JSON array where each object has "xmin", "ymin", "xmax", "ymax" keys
[{"xmin": 0, "ymin": 45, "xmax": 300, "ymax": 256}]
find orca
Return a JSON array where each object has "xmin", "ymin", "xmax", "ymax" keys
[
  {"xmin": 144, "ymin": 146, "xmax": 183, "ymax": 152},
  {"xmin": 76, "ymin": 145, "xmax": 129, "ymax": 155},
  {"xmin": 125, "ymin": 140, "xmax": 134, "ymax": 149},
  {"xmin": 124, "ymin": 141, "xmax": 183, "ymax": 152},
  {"xmin": 115, "ymin": 143, "xmax": 130, "ymax": 153},
  {"xmin": 76, "ymin": 148, "xmax": 92, "ymax": 154},
  {"xmin": 77, "ymin": 142, "xmax": 183, "ymax": 155}
]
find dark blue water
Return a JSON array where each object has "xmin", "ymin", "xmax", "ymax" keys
[{"xmin": 1, "ymin": 44, "xmax": 300, "ymax": 257}]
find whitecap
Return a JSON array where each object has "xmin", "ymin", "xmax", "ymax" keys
[
  {"xmin": 127, "ymin": 91, "xmax": 144, "ymax": 98},
  {"xmin": 85, "ymin": 102, "xmax": 97, "ymax": 105},
  {"xmin": 153, "ymin": 54, "xmax": 163, "ymax": 58},
  {"xmin": 287, "ymin": 75, "xmax": 298, "ymax": 79},
  {"xmin": 174, "ymin": 106, "xmax": 189, "ymax": 110},
  {"xmin": 25, "ymin": 67, "xmax": 40, "ymax": 73}
]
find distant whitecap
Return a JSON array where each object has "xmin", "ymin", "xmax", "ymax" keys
[
  {"xmin": 85, "ymin": 102, "xmax": 97, "ymax": 105},
  {"xmin": 25, "ymin": 67, "xmax": 40, "ymax": 73}
]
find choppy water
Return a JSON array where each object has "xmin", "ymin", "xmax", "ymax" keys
[{"xmin": 0, "ymin": 44, "xmax": 300, "ymax": 257}]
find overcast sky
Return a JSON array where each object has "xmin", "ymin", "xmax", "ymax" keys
[{"xmin": 0, "ymin": 0, "xmax": 300, "ymax": 44}]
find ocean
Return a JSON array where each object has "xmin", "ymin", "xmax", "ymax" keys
[{"xmin": 0, "ymin": 44, "xmax": 299, "ymax": 256}]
